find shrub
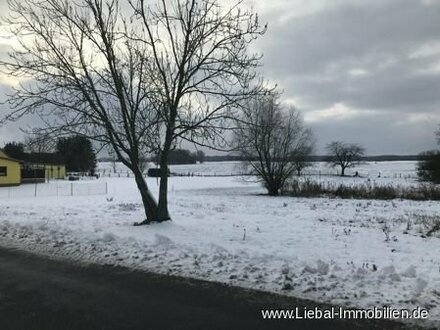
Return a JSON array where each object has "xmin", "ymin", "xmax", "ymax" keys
[
  {"xmin": 283, "ymin": 179, "xmax": 326, "ymax": 197},
  {"xmin": 416, "ymin": 184, "xmax": 440, "ymax": 200},
  {"xmin": 412, "ymin": 214, "xmax": 440, "ymax": 237},
  {"xmin": 417, "ymin": 150, "xmax": 440, "ymax": 184},
  {"xmin": 284, "ymin": 179, "xmax": 440, "ymax": 201}
]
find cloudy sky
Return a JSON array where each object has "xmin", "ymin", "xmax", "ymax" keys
[{"xmin": 1, "ymin": 0, "xmax": 440, "ymax": 154}]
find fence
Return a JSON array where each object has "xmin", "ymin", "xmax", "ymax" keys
[
  {"xmin": 0, "ymin": 181, "xmax": 108, "ymax": 199},
  {"xmin": 95, "ymin": 162, "xmax": 418, "ymax": 180},
  {"xmin": 95, "ymin": 169, "xmax": 418, "ymax": 180},
  {"xmin": 96, "ymin": 170, "xmax": 137, "ymax": 178},
  {"xmin": 167, "ymin": 170, "xmax": 418, "ymax": 180},
  {"xmin": 298, "ymin": 169, "xmax": 417, "ymax": 180}
]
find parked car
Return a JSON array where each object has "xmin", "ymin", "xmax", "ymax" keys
[{"xmin": 67, "ymin": 173, "xmax": 81, "ymax": 181}]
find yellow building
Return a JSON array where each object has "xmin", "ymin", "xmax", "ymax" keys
[
  {"xmin": 22, "ymin": 163, "xmax": 67, "ymax": 182},
  {"xmin": 44, "ymin": 164, "xmax": 66, "ymax": 180},
  {"xmin": 0, "ymin": 150, "xmax": 22, "ymax": 187}
]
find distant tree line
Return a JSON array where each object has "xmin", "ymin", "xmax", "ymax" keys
[
  {"xmin": 200, "ymin": 154, "xmax": 421, "ymax": 163},
  {"xmin": 153, "ymin": 149, "xmax": 205, "ymax": 165},
  {"xmin": 2, "ymin": 136, "xmax": 97, "ymax": 174}
]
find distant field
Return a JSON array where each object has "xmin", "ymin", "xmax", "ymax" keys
[
  {"xmin": 97, "ymin": 160, "xmax": 419, "ymax": 179},
  {"xmin": 0, "ymin": 160, "xmax": 422, "ymax": 199},
  {"xmin": 97, "ymin": 160, "xmax": 421, "ymax": 189}
]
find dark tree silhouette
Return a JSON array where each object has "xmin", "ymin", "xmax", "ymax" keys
[
  {"xmin": 3, "ymin": 142, "xmax": 26, "ymax": 160},
  {"xmin": 167, "ymin": 149, "xmax": 196, "ymax": 165},
  {"xmin": 326, "ymin": 141, "xmax": 365, "ymax": 177},
  {"xmin": 56, "ymin": 136, "xmax": 97, "ymax": 174},
  {"xmin": 417, "ymin": 127, "xmax": 440, "ymax": 183},
  {"xmin": 195, "ymin": 150, "xmax": 206, "ymax": 164},
  {"xmin": 417, "ymin": 151, "xmax": 440, "ymax": 183},
  {"xmin": 291, "ymin": 140, "xmax": 314, "ymax": 176}
]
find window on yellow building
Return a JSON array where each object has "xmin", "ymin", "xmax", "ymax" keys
[{"xmin": 0, "ymin": 167, "xmax": 7, "ymax": 176}]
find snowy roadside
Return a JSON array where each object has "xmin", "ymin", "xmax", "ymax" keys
[{"xmin": 0, "ymin": 176, "xmax": 439, "ymax": 328}]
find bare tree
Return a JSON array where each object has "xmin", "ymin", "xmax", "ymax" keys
[
  {"xmin": 24, "ymin": 133, "xmax": 56, "ymax": 153},
  {"xmin": 417, "ymin": 150, "xmax": 440, "ymax": 183},
  {"xmin": 417, "ymin": 127, "xmax": 440, "ymax": 183},
  {"xmin": 2, "ymin": 0, "xmax": 266, "ymax": 223},
  {"xmin": 195, "ymin": 150, "xmax": 205, "ymax": 164},
  {"xmin": 128, "ymin": 0, "xmax": 266, "ymax": 222},
  {"xmin": 326, "ymin": 141, "xmax": 365, "ymax": 176},
  {"xmin": 291, "ymin": 131, "xmax": 314, "ymax": 176},
  {"xmin": 235, "ymin": 93, "xmax": 314, "ymax": 196}
]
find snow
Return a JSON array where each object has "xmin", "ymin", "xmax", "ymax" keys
[
  {"xmin": 0, "ymin": 180, "xmax": 107, "ymax": 198},
  {"xmin": 0, "ymin": 161, "xmax": 439, "ymax": 327},
  {"xmin": 97, "ymin": 160, "xmax": 418, "ymax": 179}
]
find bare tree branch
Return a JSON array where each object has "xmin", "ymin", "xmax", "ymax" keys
[{"xmin": 234, "ymin": 92, "xmax": 314, "ymax": 195}]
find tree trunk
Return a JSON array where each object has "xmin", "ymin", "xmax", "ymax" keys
[
  {"xmin": 157, "ymin": 136, "xmax": 171, "ymax": 222},
  {"xmin": 157, "ymin": 150, "xmax": 171, "ymax": 221},
  {"xmin": 156, "ymin": 107, "xmax": 176, "ymax": 222},
  {"xmin": 268, "ymin": 189, "xmax": 279, "ymax": 196},
  {"xmin": 341, "ymin": 167, "xmax": 346, "ymax": 177},
  {"xmin": 267, "ymin": 181, "xmax": 280, "ymax": 196},
  {"xmin": 133, "ymin": 168, "xmax": 159, "ymax": 224}
]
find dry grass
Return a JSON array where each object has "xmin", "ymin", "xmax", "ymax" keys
[{"xmin": 283, "ymin": 179, "xmax": 440, "ymax": 201}]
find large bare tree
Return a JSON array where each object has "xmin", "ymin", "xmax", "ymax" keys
[
  {"xmin": 235, "ymin": 93, "xmax": 314, "ymax": 196},
  {"xmin": 1, "ymin": 0, "xmax": 266, "ymax": 223},
  {"xmin": 128, "ymin": 0, "xmax": 266, "ymax": 222}
]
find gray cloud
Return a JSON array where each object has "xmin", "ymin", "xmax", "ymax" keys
[
  {"xmin": 310, "ymin": 110, "xmax": 440, "ymax": 155},
  {"xmin": 255, "ymin": 0, "xmax": 440, "ymax": 153},
  {"xmin": 261, "ymin": 0, "xmax": 440, "ymax": 76}
]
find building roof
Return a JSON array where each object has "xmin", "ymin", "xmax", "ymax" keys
[{"xmin": 0, "ymin": 150, "xmax": 23, "ymax": 163}]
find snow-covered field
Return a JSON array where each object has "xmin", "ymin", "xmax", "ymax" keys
[
  {"xmin": 98, "ymin": 160, "xmax": 418, "ymax": 179},
  {"xmin": 1, "ymin": 161, "xmax": 439, "ymax": 327}
]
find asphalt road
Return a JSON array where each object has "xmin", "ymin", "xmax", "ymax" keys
[{"xmin": 0, "ymin": 247, "xmax": 424, "ymax": 330}]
